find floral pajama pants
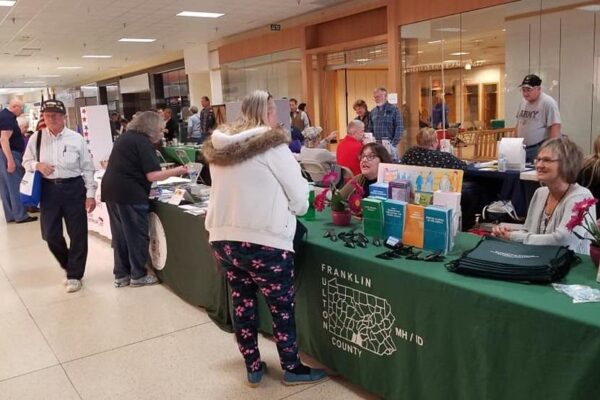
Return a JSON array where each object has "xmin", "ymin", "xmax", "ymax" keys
[{"xmin": 211, "ymin": 241, "xmax": 301, "ymax": 373}]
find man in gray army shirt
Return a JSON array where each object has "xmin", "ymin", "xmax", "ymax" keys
[{"xmin": 515, "ymin": 74, "xmax": 561, "ymax": 162}]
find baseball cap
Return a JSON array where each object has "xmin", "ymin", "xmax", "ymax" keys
[
  {"xmin": 519, "ymin": 74, "xmax": 542, "ymax": 88},
  {"xmin": 41, "ymin": 99, "xmax": 66, "ymax": 114}
]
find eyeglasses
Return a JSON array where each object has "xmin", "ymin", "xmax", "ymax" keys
[
  {"xmin": 534, "ymin": 157, "xmax": 560, "ymax": 165},
  {"xmin": 358, "ymin": 154, "xmax": 378, "ymax": 161}
]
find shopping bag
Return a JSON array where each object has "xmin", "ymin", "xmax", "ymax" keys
[
  {"xmin": 20, "ymin": 130, "xmax": 43, "ymax": 207},
  {"xmin": 20, "ymin": 170, "xmax": 42, "ymax": 207}
]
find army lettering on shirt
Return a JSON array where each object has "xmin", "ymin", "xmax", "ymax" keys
[{"xmin": 517, "ymin": 110, "xmax": 540, "ymax": 120}]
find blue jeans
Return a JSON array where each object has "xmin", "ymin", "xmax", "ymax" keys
[
  {"xmin": 106, "ymin": 203, "xmax": 150, "ymax": 280},
  {"xmin": 211, "ymin": 241, "xmax": 301, "ymax": 373},
  {"xmin": 0, "ymin": 151, "xmax": 28, "ymax": 222}
]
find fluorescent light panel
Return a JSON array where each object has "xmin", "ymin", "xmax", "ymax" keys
[
  {"xmin": 24, "ymin": 81, "xmax": 46, "ymax": 84},
  {"xmin": 82, "ymin": 55, "xmax": 112, "ymax": 58},
  {"xmin": 177, "ymin": 11, "xmax": 224, "ymax": 18},
  {"xmin": 0, "ymin": 1, "xmax": 16, "ymax": 7},
  {"xmin": 57, "ymin": 66, "xmax": 82, "ymax": 70},
  {"xmin": 450, "ymin": 52, "xmax": 469, "ymax": 56},
  {"xmin": 37, "ymin": 74, "xmax": 60, "ymax": 78},
  {"xmin": 118, "ymin": 38, "xmax": 156, "ymax": 43}
]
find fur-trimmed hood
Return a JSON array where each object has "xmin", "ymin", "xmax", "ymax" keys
[{"xmin": 203, "ymin": 126, "xmax": 290, "ymax": 166}]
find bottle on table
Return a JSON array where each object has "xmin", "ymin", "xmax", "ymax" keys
[{"xmin": 498, "ymin": 153, "xmax": 507, "ymax": 172}]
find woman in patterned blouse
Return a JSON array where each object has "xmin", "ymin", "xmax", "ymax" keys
[{"xmin": 401, "ymin": 128, "xmax": 466, "ymax": 170}]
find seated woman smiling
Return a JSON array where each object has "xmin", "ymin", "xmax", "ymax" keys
[
  {"xmin": 340, "ymin": 143, "xmax": 392, "ymax": 199},
  {"xmin": 492, "ymin": 137, "xmax": 596, "ymax": 254}
]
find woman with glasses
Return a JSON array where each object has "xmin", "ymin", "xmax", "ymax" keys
[
  {"xmin": 492, "ymin": 137, "xmax": 596, "ymax": 254},
  {"xmin": 340, "ymin": 143, "xmax": 392, "ymax": 199},
  {"xmin": 203, "ymin": 90, "xmax": 327, "ymax": 387}
]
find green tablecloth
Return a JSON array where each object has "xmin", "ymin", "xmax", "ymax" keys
[
  {"xmin": 161, "ymin": 146, "xmax": 197, "ymax": 164},
  {"xmin": 150, "ymin": 201, "xmax": 231, "ymax": 332},
  {"xmin": 151, "ymin": 204, "xmax": 600, "ymax": 399}
]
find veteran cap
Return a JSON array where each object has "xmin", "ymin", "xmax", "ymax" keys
[
  {"xmin": 41, "ymin": 99, "xmax": 66, "ymax": 114},
  {"xmin": 519, "ymin": 74, "xmax": 542, "ymax": 88}
]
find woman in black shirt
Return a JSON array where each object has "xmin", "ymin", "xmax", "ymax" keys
[{"xmin": 102, "ymin": 111, "xmax": 187, "ymax": 287}]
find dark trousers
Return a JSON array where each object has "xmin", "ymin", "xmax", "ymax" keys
[
  {"xmin": 106, "ymin": 203, "xmax": 150, "ymax": 280},
  {"xmin": 525, "ymin": 143, "xmax": 542, "ymax": 163},
  {"xmin": 211, "ymin": 241, "xmax": 301, "ymax": 373},
  {"xmin": 40, "ymin": 177, "xmax": 88, "ymax": 280}
]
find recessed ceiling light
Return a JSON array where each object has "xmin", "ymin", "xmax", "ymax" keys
[
  {"xmin": 0, "ymin": 1, "xmax": 16, "ymax": 7},
  {"xmin": 177, "ymin": 11, "xmax": 224, "ymax": 18},
  {"xmin": 355, "ymin": 58, "xmax": 371, "ymax": 62},
  {"xmin": 443, "ymin": 60, "xmax": 459, "ymax": 63},
  {"xmin": 24, "ymin": 81, "xmax": 46, "ymax": 84},
  {"xmin": 369, "ymin": 49, "xmax": 383, "ymax": 54},
  {"xmin": 417, "ymin": 50, "xmax": 424, "ymax": 54},
  {"xmin": 118, "ymin": 38, "xmax": 156, "ymax": 43},
  {"xmin": 57, "ymin": 66, "xmax": 82, "ymax": 70},
  {"xmin": 427, "ymin": 40, "xmax": 443, "ymax": 44},
  {"xmin": 578, "ymin": 5, "xmax": 600, "ymax": 12},
  {"xmin": 450, "ymin": 52, "xmax": 470, "ymax": 56},
  {"xmin": 82, "ymin": 55, "xmax": 112, "ymax": 58},
  {"xmin": 37, "ymin": 74, "xmax": 60, "ymax": 78}
]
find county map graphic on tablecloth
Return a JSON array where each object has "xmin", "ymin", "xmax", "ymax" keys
[{"xmin": 327, "ymin": 278, "xmax": 397, "ymax": 356}]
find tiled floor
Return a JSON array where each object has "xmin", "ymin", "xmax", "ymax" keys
[{"xmin": 0, "ymin": 213, "xmax": 378, "ymax": 400}]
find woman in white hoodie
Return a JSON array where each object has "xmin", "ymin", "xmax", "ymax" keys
[{"xmin": 203, "ymin": 90, "xmax": 327, "ymax": 387}]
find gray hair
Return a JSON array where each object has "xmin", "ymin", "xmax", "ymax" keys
[
  {"xmin": 190, "ymin": 105, "xmax": 198, "ymax": 114},
  {"xmin": 127, "ymin": 111, "xmax": 163, "ymax": 143},
  {"xmin": 347, "ymin": 120, "xmax": 364, "ymax": 135},
  {"xmin": 17, "ymin": 116, "xmax": 29, "ymax": 130},
  {"xmin": 538, "ymin": 137, "xmax": 583, "ymax": 184}
]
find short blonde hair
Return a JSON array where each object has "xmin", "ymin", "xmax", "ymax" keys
[
  {"xmin": 416, "ymin": 128, "xmax": 437, "ymax": 148},
  {"xmin": 538, "ymin": 137, "xmax": 583, "ymax": 184}
]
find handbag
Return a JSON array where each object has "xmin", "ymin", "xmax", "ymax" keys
[
  {"xmin": 446, "ymin": 236, "xmax": 578, "ymax": 283},
  {"xmin": 20, "ymin": 131, "xmax": 42, "ymax": 207},
  {"xmin": 481, "ymin": 200, "xmax": 521, "ymax": 223}
]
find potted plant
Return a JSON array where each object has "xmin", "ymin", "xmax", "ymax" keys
[
  {"xmin": 313, "ymin": 171, "xmax": 363, "ymax": 226},
  {"xmin": 566, "ymin": 197, "xmax": 600, "ymax": 265}
]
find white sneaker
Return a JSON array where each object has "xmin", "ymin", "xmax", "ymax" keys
[{"xmin": 65, "ymin": 279, "xmax": 82, "ymax": 293}]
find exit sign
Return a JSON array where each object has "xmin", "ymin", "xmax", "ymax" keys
[{"xmin": 270, "ymin": 24, "xmax": 281, "ymax": 31}]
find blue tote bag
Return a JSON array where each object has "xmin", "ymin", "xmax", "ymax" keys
[{"xmin": 20, "ymin": 131, "xmax": 42, "ymax": 207}]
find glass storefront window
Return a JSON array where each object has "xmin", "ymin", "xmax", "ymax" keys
[
  {"xmin": 221, "ymin": 49, "xmax": 302, "ymax": 102},
  {"xmin": 401, "ymin": 0, "xmax": 600, "ymax": 154}
]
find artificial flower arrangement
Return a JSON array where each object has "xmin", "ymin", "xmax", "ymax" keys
[
  {"xmin": 313, "ymin": 171, "xmax": 363, "ymax": 214},
  {"xmin": 566, "ymin": 197, "xmax": 600, "ymax": 247}
]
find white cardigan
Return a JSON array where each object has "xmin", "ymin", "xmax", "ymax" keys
[
  {"xmin": 205, "ymin": 126, "xmax": 309, "ymax": 252},
  {"xmin": 510, "ymin": 184, "xmax": 596, "ymax": 254}
]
